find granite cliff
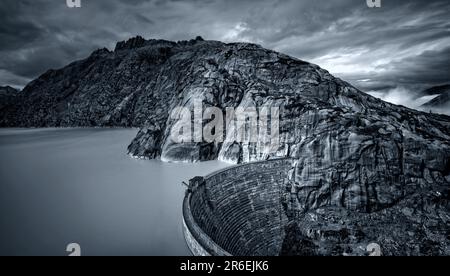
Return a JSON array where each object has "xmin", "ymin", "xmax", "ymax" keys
[{"xmin": 1, "ymin": 36, "xmax": 449, "ymax": 255}]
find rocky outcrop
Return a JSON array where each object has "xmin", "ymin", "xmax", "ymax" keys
[
  {"xmin": 0, "ymin": 86, "xmax": 19, "ymax": 111},
  {"xmin": 281, "ymin": 195, "xmax": 450, "ymax": 256},
  {"xmin": 1, "ymin": 36, "xmax": 449, "ymax": 255}
]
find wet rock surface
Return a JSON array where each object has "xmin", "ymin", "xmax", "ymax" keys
[{"xmin": 1, "ymin": 36, "xmax": 449, "ymax": 255}]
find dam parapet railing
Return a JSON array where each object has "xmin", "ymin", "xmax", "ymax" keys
[{"xmin": 182, "ymin": 158, "xmax": 294, "ymax": 256}]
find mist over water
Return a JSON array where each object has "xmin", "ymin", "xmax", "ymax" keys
[
  {"xmin": 0, "ymin": 128, "xmax": 229, "ymax": 256},
  {"xmin": 367, "ymin": 87, "xmax": 450, "ymax": 115}
]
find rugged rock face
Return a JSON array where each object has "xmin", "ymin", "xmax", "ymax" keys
[
  {"xmin": 0, "ymin": 86, "xmax": 19, "ymax": 111},
  {"xmin": 281, "ymin": 196, "xmax": 450, "ymax": 256},
  {"xmin": 1, "ymin": 36, "xmax": 449, "ymax": 255}
]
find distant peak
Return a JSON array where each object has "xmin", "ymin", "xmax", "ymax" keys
[
  {"xmin": 114, "ymin": 36, "xmax": 187, "ymax": 52},
  {"xmin": 90, "ymin": 47, "xmax": 111, "ymax": 56},
  {"xmin": 114, "ymin": 36, "xmax": 148, "ymax": 51},
  {"xmin": 0, "ymin": 85, "xmax": 19, "ymax": 95}
]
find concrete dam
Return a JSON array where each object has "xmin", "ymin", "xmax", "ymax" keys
[{"xmin": 182, "ymin": 158, "xmax": 293, "ymax": 256}]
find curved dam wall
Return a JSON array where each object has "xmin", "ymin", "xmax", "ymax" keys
[{"xmin": 182, "ymin": 158, "xmax": 293, "ymax": 256}]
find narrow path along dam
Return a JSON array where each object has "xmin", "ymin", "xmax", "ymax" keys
[{"xmin": 182, "ymin": 158, "xmax": 294, "ymax": 256}]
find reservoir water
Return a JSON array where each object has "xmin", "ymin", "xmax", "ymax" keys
[{"xmin": 0, "ymin": 128, "xmax": 230, "ymax": 256}]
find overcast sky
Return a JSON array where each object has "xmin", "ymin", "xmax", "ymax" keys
[{"xmin": 1, "ymin": 0, "xmax": 449, "ymax": 99}]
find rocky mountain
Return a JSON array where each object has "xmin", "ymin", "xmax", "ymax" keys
[
  {"xmin": 0, "ymin": 86, "xmax": 19, "ymax": 111},
  {"xmin": 1, "ymin": 36, "xmax": 449, "ymax": 255}
]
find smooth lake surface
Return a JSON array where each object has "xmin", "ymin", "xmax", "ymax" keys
[{"xmin": 0, "ymin": 128, "xmax": 230, "ymax": 256}]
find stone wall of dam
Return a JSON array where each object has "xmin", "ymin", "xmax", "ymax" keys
[{"xmin": 182, "ymin": 158, "xmax": 293, "ymax": 256}]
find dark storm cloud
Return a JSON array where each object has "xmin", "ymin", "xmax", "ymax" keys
[
  {"xmin": 0, "ymin": 0, "xmax": 449, "ymax": 98},
  {"xmin": 0, "ymin": 3, "xmax": 44, "ymax": 51},
  {"xmin": 347, "ymin": 46, "xmax": 450, "ymax": 91}
]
